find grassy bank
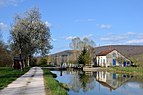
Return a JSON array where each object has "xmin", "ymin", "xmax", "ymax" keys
[
  {"xmin": 109, "ymin": 67, "xmax": 143, "ymax": 75},
  {"xmin": 0, "ymin": 67, "xmax": 30, "ymax": 89},
  {"xmin": 42, "ymin": 68, "xmax": 68, "ymax": 95}
]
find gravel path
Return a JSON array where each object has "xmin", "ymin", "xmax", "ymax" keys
[{"xmin": 0, "ymin": 67, "xmax": 45, "ymax": 95}]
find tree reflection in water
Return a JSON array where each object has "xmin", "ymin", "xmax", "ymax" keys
[
  {"xmin": 53, "ymin": 69, "xmax": 143, "ymax": 95},
  {"xmin": 79, "ymin": 72, "xmax": 95, "ymax": 92},
  {"xmin": 68, "ymin": 70, "xmax": 95, "ymax": 92},
  {"xmin": 67, "ymin": 70, "xmax": 133, "ymax": 93}
]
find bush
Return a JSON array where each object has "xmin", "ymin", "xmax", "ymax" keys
[
  {"xmin": 38, "ymin": 58, "xmax": 47, "ymax": 66},
  {"xmin": 30, "ymin": 58, "xmax": 37, "ymax": 67},
  {"xmin": 0, "ymin": 41, "xmax": 13, "ymax": 67}
]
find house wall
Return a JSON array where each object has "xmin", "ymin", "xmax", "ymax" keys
[
  {"xmin": 96, "ymin": 50, "xmax": 131, "ymax": 67},
  {"xmin": 107, "ymin": 50, "xmax": 131, "ymax": 67},
  {"xmin": 96, "ymin": 56, "xmax": 108, "ymax": 67},
  {"xmin": 106, "ymin": 50, "xmax": 120, "ymax": 66}
]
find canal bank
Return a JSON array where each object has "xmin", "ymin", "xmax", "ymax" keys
[
  {"xmin": 83, "ymin": 67, "xmax": 143, "ymax": 75},
  {"xmin": 109, "ymin": 67, "xmax": 143, "ymax": 75},
  {"xmin": 42, "ymin": 68, "xmax": 68, "ymax": 95},
  {"xmin": 83, "ymin": 67, "xmax": 109, "ymax": 71}
]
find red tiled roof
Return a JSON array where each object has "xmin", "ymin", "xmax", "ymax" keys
[{"xmin": 96, "ymin": 49, "xmax": 116, "ymax": 56}]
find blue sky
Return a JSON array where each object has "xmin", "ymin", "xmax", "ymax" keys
[{"xmin": 0, "ymin": 0, "xmax": 143, "ymax": 54}]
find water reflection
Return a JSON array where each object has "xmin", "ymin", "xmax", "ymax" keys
[
  {"xmin": 70, "ymin": 71, "xmax": 95, "ymax": 92},
  {"xmin": 96, "ymin": 71, "xmax": 133, "ymax": 91},
  {"xmin": 52, "ymin": 69, "xmax": 143, "ymax": 95},
  {"xmin": 64, "ymin": 70, "xmax": 133, "ymax": 92},
  {"xmin": 60, "ymin": 70, "xmax": 63, "ymax": 76}
]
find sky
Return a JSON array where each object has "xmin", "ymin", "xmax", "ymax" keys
[{"xmin": 0, "ymin": 0, "xmax": 143, "ymax": 54}]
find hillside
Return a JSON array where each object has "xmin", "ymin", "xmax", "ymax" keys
[
  {"xmin": 50, "ymin": 50, "xmax": 74, "ymax": 56},
  {"xmin": 94, "ymin": 45, "xmax": 143, "ymax": 57},
  {"xmin": 94, "ymin": 45, "xmax": 143, "ymax": 66},
  {"xmin": 48, "ymin": 45, "xmax": 143, "ymax": 66},
  {"xmin": 50, "ymin": 45, "xmax": 143, "ymax": 58}
]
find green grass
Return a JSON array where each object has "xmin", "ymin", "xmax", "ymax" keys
[
  {"xmin": 0, "ymin": 67, "xmax": 30, "ymax": 89},
  {"xmin": 42, "ymin": 68, "xmax": 68, "ymax": 95},
  {"xmin": 110, "ymin": 67, "xmax": 143, "ymax": 75}
]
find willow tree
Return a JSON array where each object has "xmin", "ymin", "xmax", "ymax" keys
[{"xmin": 10, "ymin": 8, "xmax": 52, "ymax": 67}]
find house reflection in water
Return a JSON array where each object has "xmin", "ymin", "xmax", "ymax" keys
[
  {"xmin": 53, "ymin": 70, "xmax": 143, "ymax": 95},
  {"xmin": 61, "ymin": 69, "xmax": 133, "ymax": 93},
  {"xmin": 95, "ymin": 71, "xmax": 133, "ymax": 91}
]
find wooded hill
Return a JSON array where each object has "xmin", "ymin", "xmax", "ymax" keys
[
  {"xmin": 49, "ymin": 45, "xmax": 143, "ymax": 66},
  {"xmin": 95, "ymin": 45, "xmax": 143, "ymax": 57},
  {"xmin": 50, "ymin": 45, "xmax": 143, "ymax": 57}
]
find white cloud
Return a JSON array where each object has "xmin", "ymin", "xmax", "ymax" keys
[
  {"xmin": 65, "ymin": 36, "xmax": 77, "ymax": 40},
  {"xmin": 75, "ymin": 19, "xmax": 96, "ymax": 23},
  {"xmin": 100, "ymin": 37, "xmax": 111, "ymax": 41},
  {"xmin": 98, "ymin": 24, "xmax": 112, "ymax": 30},
  {"xmin": 45, "ymin": 21, "xmax": 52, "ymax": 28},
  {"xmin": 83, "ymin": 34, "xmax": 94, "ymax": 38},
  {"xmin": 100, "ymin": 35, "xmax": 128, "ymax": 41},
  {"xmin": 126, "ymin": 39, "xmax": 143, "ymax": 44},
  {"xmin": 0, "ymin": 0, "xmax": 26, "ymax": 7},
  {"xmin": 65, "ymin": 34, "xmax": 94, "ymax": 41},
  {"xmin": 0, "ymin": 22, "xmax": 7, "ymax": 31},
  {"xmin": 100, "ymin": 31, "xmax": 139, "ymax": 42},
  {"xmin": 99, "ymin": 32, "xmax": 143, "ymax": 45},
  {"xmin": 127, "ymin": 32, "xmax": 136, "ymax": 35}
]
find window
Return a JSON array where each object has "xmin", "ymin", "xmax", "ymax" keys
[
  {"xmin": 113, "ymin": 53, "xmax": 116, "ymax": 57},
  {"xmin": 103, "ymin": 59, "xmax": 105, "ymax": 63}
]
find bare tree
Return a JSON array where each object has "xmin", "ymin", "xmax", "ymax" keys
[
  {"xmin": 69, "ymin": 37, "xmax": 96, "ymax": 66},
  {"xmin": 69, "ymin": 37, "xmax": 81, "ymax": 50}
]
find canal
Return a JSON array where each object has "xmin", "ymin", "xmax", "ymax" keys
[{"xmin": 51, "ymin": 69, "xmax": 143, "ymax": 95}]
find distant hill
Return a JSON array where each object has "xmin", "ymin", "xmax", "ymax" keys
[
  {"xmin": 49, "ymin": 50, "xmax": 78, "ymax": 57},
  {"xmin": 47, "ymin": 45, "xmax": 143, "ymax": 66},
  {"xmin": 94, "ymin": 45, "xmax": 143, "ymax": 57},
  {"xmin": 50, "ymin": 45, "xmax": 143, "ymax": 58}
]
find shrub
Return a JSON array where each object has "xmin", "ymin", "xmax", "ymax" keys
[
  {"xmin": 38, "ymin": 58, "xmax": 47, "ymax": 66},
  {"xmin": 30, "ymin": 58, "xmax": 37, "ymax": 67}
]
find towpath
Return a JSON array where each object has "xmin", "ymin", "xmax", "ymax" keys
[{"xmin": 0, "ymin": 67, "xmax": 45, "ymax": 95}]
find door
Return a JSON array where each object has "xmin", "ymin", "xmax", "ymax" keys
[
  {"xmin": 113, "ymin": 73, "xmax": 116, "ymax": 79},
  {"xmin": 113, "ymin": 59, "xmax": 116, "ymax": 66},
  {"xmin": 124, "ymin": 61, "xmax": 126, "ymax": 67}
]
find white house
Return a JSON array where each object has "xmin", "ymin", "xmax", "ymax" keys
[{"xmin": 96, "ymin": 49, "xmax": 131, "ymax": 67}]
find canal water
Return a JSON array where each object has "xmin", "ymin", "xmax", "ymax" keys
[{"xmin": 51, "ymin": 69, "xmax": 143, "ymax": 95}]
